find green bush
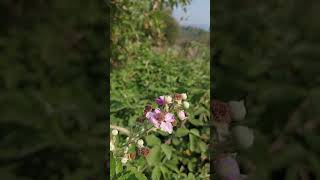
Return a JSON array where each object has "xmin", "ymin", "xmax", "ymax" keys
[
  {"xmin": 163, "ymin": 11, "xmax": 180, "ymax": 44},
  {"xmin": 110, "ymin": 0, "xmax": 191, "ymax": 67},
  {"xmin": 110, "ymin": 43, "xmax": 210, "ymax": 179}
]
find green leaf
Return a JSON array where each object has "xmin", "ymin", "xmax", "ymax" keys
[
  {"xmin": 130, "ymin": 169, "xmax": 148, "ymax": 180},
  {"xmin": 160, "ymin": 165, "xmax": 170, "ymax": 180},
  {"xmin": 161, "ymin": 144, "xmax": 172, "ymax": 160},
  {"xmin": 189, "ymin": 134, "xmax": 197, "ymax": 152},
  {"xmin": 198, "ymin": 140, "xmax": 207, "ymax": 153},
  {"xmin": 116, "ymin": 159, "xmax": 123, "ymax": 175},
  {"xmin": 188, "ymin": 118, "xmax": 204, "ymax": 126},
  {"xmin": 110, "ymin": 153, "xmax": 116, "ymax": 178},
  {"xmin": 176, "ymin": 127, "xmax": 189, "ymax": 137},
  {"xmin": 187, "ymin": 173, "xmax": 196, "ymax": 180},
  {"xmin": 145, "ymin": 134, "xmax": 161, "ymax": 146},
  {"xmin": 128, "ymin": 144, "xmax": 137, "ymax": 153},
  {"xmin": 189, "ymin": 129, "xmax": 200, "ymax": 137},
  {"xmin": 152, "ymin": 166, "xmax": 162, "ymax": 180},
  {"xmin": 147, "ymin": 145, "xmax": 162, "ymax": 166}
]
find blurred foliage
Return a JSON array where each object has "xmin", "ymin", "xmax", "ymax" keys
[
  {"xmin": 0, "ymin": 0, "xmax": 106, "ymax": 179},
  {"xmin": 110, "ymin": 0, "xmax": 191, "ymax": 67},
  {"xmin": 110, "ymin": 42, "xmax": 210, "ymax": 179},
  {"xmin": 163, "ymin": 10, "xmax": 181, "ymax": 44},
  {"xmin": 213, "ymin": 0, "xmax": 320, "ymax": 179},
  {"xmin": 179, "ymin": 26, "xmax": 210, "ymax": 46}
]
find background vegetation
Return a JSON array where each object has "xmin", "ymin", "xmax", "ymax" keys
[
  {"xmin": 213, "ymin": 0, "xmax": 320, "ymax": 179},
  {"xmin": 110, "ymin": 0, "xmax": 210, "ymax": 179},
  {"xmin": 0, "ymin": 0, "xmax": 106, "ymax": 179}
]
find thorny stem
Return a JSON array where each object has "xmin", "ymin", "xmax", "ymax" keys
[{"xmin": 110, "ymin": 124, "xmax": 130, "ymax": 136}]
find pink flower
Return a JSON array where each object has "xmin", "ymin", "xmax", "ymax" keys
[
  {"xmin": 146, "ymin": 108, "xmax": 175, "ymax": 134},
  {"xmin": 160, "ymin": 122, "xmax": 173, "ymax": 134},
  {"xmin": 156, "ymin": 96, "xmax": 165, "ymax": 105},
  {"xmin": 178, "ymin": 111, "xmax": 187, "ymax": 120}
]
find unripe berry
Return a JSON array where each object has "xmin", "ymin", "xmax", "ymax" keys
[
  {"xmin": 228, "ymin": 100, "xmax": 246, "ymax": 121},
  {"xmin": 231, "ymin": 125, "xmax": 254, "ymax": 149}
]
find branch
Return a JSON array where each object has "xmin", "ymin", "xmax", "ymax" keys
[{"xmin": 110, "ymin": 125, "xmax": 130, "ymax": 136}]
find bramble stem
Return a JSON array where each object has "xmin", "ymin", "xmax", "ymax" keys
[{"xmin": 110, "ymin": 125, "xmax": 130, "ymax": 136}]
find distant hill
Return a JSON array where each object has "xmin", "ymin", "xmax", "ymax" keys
[
  {"xmin": 184, "ymin": 24, "xmax": 210, "ymax": 31},
  {"xmin": 177, "ymin": 25, "xmax": 210, "ymax": 45}
]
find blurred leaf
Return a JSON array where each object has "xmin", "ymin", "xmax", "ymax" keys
[
  {"xmin": 145, "ymin": 134, "xmax": 161, "ymax": 146},
  {"xmin": 176, "ymin": 127, "xmax": 189, "ymax": 137},
  {"xmin": 161, "ymin": 144, "xmax": 173, "ymax": 160},
  {"xmin": 147, "ymin": 145, "xmax": 162, "ymax": 166}
]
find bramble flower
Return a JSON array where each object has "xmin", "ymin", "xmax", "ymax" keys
[
  {"xmin": 174, "ymin": 93, "xmax": 183, "ymax": 104},
  {"xmin": 112, "ymin": 129, "xmax": 118, "ymax": 136},
  {"xmin": 178, "ymin": 110, "xmax": 187, "ymax": 120},
  {"xmin": 121, "ymin": 157, "xmax": 128, "ymax": 164},
  {"xmin": 143, "ymin": 104, "xmax": 152, "ymax": 116},
  {"xmin": 146, "ymin": 108, "xmax": 175, "ymax": 134},
  {"xmin": 183, "ymin": 101, "xmax": 190, "ymax": 109},
  {"xmin": 137, "ymin": 139, "xmax": 144, "ymax": 147},
  {"xmin": 181, "ymin": 93, "xmax": 187, "ymax": 100},
  {"xmin": 156, "ymin": 96, "xmax": 165, "ymax": 105},
  {"xmin": 164, "ymin": 95, "xmax": 173, "ymax": 104}
]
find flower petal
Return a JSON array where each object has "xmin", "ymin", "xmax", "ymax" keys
[
  {"xmin": 146, "ymin": 112, "xmax": 154, "ymax": 119},
  {"xmin": 154, "ymin": 108, "xmax": 161, "ymax": 114},
  {"xmin": 160, "ymin": 122, "xmax": 173, "ymax": 134},
  {"xmin": 149, "ymin": 117, "xmax": 160, "ymax": 128},
  {"xmin": 165, "ymin": 113, "xmax": 175, "ymax": 122}
]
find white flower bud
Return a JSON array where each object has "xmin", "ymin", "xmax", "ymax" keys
[
  {"xmin": 183, "ymin": 101, "xmax": 190, "ymax": 109},
  {"xmin": 228, "ymin": 100, "xmax": 246, "ymax": 121},
  {"xmin": 110, "ymin": 142, "xmax": 115, "ymax": 151},
  {"xmin": 121, "ymin": 157, "xmax": 128, "ymax": 164},
  {"xmin": 112, "ymin": 129, "xmax": 119, "ymax": 136},
  {"xmin": 165, "ymin": 96, "xmax": 172, "ymax": 104},
  {"xmin": 137, "ymin": 139, "xmax": 144, "ymax": 147},
  {"xmin": 181, "ymin": 93, "xmax": 187, "ymax": 100},
  {"xmin": 178, "ymin": 111, "xmax": 187, "ymax": 120},
  {"xmin": 124, "ymin": 147, "xmax": 128, "ymax": 153}
]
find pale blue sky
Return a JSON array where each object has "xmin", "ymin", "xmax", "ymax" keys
[{"xmin": 172, "ymin": 0, "xmax": 210, "ymax": 30}]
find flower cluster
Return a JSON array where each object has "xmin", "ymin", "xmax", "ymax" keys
[
  {"xmin": 145, "ymin": 93, "xmax": 190, "ymax": 134},
  {"xmin": 110, "ymin": 128, "xmax": 150, "ymax": 165},
  {"xmin": 212, "ymin": 99, "xmax": 253, "ymax": 180},
  {"xmin": 110, "ymin": 93, "xmax": 190, "ymax": 167}
]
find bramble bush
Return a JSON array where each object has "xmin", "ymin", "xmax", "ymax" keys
[{"xmin": 110, "ymin": 43, "xmax": 210, "ymax": 179}]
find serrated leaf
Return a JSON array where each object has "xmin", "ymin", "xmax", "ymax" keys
[
  {"xmin": 161, "ymin": 144, "xmax": 172, "ymax": 160},
  {"xmin": 189, "ymin": 129, "xmax": 200, "ymax": 137},
  {"xmin": 145, "ymin": 134, "xmax": 161, "ymax": 146},
  {"xmin": 176, "ymin": 127, "xmax": 189, "ymax": 137},
  {"xmin": 160, "ymin": 165, "xmax": 170, "ymax": 179},
  {"xmin": 152, "ymin": 166, "xmax": 161, "ymax": 180},
  {"xmin": 147, "ymin": 145, "xmax": 162, "ymax": 166}
]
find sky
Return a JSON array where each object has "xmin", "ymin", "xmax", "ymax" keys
[{"xmin": 172, "ymin": 0, "xmax": 210, "ymax": 31}]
